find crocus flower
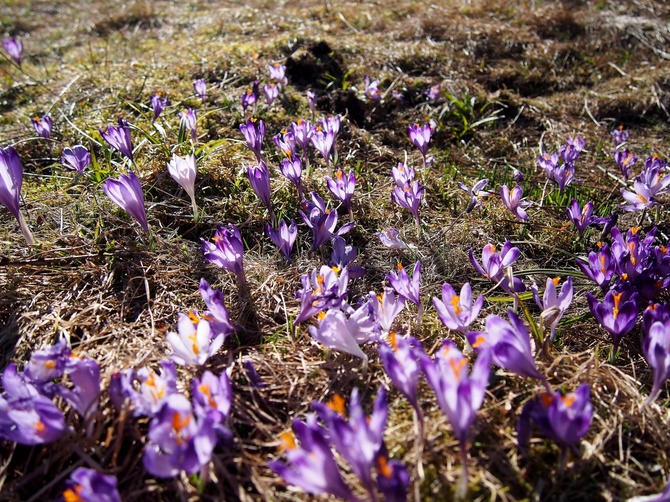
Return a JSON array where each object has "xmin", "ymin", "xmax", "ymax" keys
[
  {"xmin": 295, "ymin": 265, "xmax": 350, "ymax": 326},
  {"xmin": 308, "ymin": 304, "xmax": 375, "ymax": 363},
  {"xmin": 306, "ymin": 90, "xmax": 317, "ymax": 115},
  {"xmin": 150, "ymin": 92, "xmax": 168, "ymax": 120},
  {"xmin": 167, "ymin": 154, "xmax": 198, "ymax": 218},
  {"xmin": 241, "ymin": 81, "xmax": 259, "ymax": 112},
  {"xmin": 247, "ymin": 161, "xmax": 273, "ymax": 218},
  {"xmin": 0, "ymin": 364, "xmax": 66, "ymax": 444},
  {"xmin": 621, "ymin": 180, "xmax": 656, "ymax": 212},
  {"xmin": 279, "ymin": 157, "xmax": 303, "ymax": 198},
  {"xmin": 560, "ymin": 136, "xmax": 585, "ymax": 163},
  {"xmin": 377, "ymin": 456, "xmax": 410, "ymax": 502},
  {"xmin": 391, "ymin": 179, "xmax": 424, "ymax": 226},
  {"xmin": 613, "ymin": 149, "xmax": 637, "ymax": 179},
  {"xmin": 467, "ymin": 311, "xmax": 548, "ymax": 388},
  {"xmin": 531, "ymin": 277, "xmax": 573, "ymax": 342},
  {"xmin": 192, "ymin": 370, "xmax": 232, "ymax": 436},
  {"xmin": 420, "ymin": 340, "xmax": 491, "ymax": 444},
  {"xmin": 143, "ymin": 393, "xmax": 219, "ymax": 478},
  {"xmin": 167, "ymin": 315, "xmax": 223, "ymax": 366},
  {"xmin": 56, "ymin": 356, "xmax": 101, "ymax": 424},
  {"xmin": 392, "ymin": 162, "xmax": 415, "ymax": 186},
  {"xmin": 611, "ymin": 125, "xmax": 629, "ymax": 146},
  {"xmin": 643, "ymin": 302, "xmax": 670, "ymax": 336},
  {"xmin": 468, "ymin": 242, "xmax": 524, "ymax": 293},
  {"xmin": 193, "ymin": 78, "xmax": 207, "ymax": 104},
  {"xmin": 198, "ymin": 278, "xmax": 235, "ymax": 338},
  {"xmin": 100, "ymin": 118, "xmax": 134, "ymax": 163},
  {"xmin": 243, "ymin": 361, "xmax": 264, "ymax": 388},
  {"xmin": 266, "ymin": 219, "xmax": 297, "ymax": 261},
  {"xmin": 268, "ymin": 63, "xmax": 288, "ymax": 87},
  {"xmin": 376, "ymin": 227, "xmax": 409, "ymax": 249},
  {"xmin": 368, "ymin": 288, "xmax": 405, "ymax": 335},
  {"xmin": 239, "ymin": 118, "xmax": 265, "ymax": 161},
  {"xmin": 291, "ymin": 119, "xmax": 313, "ymax": 158},
  {"xmin": 566, "ymin": 199, "xmax": 598, "ymax": 234},
  {"xmin": 586, "ymin": 289, "xmax": 639, "ymax": 352},
  {"xmin": 364, "ymin": 76, "xmax": 381, "ymax": 100},
  {"xmin": 201, "ymin": 223, "xmax": 244, "ymax": 276},
  {"xmin": 31, "ymin": 114, "xmax": 52, "ymax": 140},
  {"xmin": 577, "ymin": 244, "xmax": 615, "ymax": 290},
  {"xmin": 379, "ymin": 334, "xmax": 424, "ymax": 419},
  {"xmin": 537, "ymin": 151, "xmax": 559, "ymax": 177},
  {"xmin": 407, "ymin": 122, "xmax": 433, "ymax": 165},
  {"xmin": 500, "ymin": 184, "xmax": 530, "ymax": 221},
  {"xmin": 298, "ymin": 193, "xmax": 341, "ymax": 252},
  {"xmin": 60, "ymin": 145, "xmax": 91, "ymax": 174},
  {"xmin": 425, "ymin": 83, "xmax": 441, "ymax": 100},
  {"xmin": 310, "ymin": 128, "xmax": 335, "ymax": 169},
  {"xmin": 518, "ymin": 384, "xmax": 593, "ymax": 454},
  {"xmin": 313, "ymin": 388, "xmax": 388, "ymax": 497},
  {"xmin": 458, "ymin": 178, "xmax": 493, "ymax": 213},
  {"xmin": 551, "ymin": 162, "xmax": 576, "ymax": 190},
  {"xmin": 179, "ymin": 108, "xmax": 197, "ymax": 142},
  {"xmin": 24, "ymin": 335, "xmax": 71, "ymax": 387},
  {"xmin": 128, "ymin": 361, "xmax": 179, "ymax": 417},
  {"xmin": 264, "ymin": 83, "xmax": 279, "ymax": 106},
  {"xmin": 0, "ymin": 146, "xmax": 34, "ymax": 244},
  {"xmin": 62, "ymin": 468, "xmax": 121, "ymax": 502},
  {"xmin": 330, "ymin": 236, "xmax": 365, "ymax": 279},
  {"xmin": 273, "ymin": 130, "xmax": 296, "ymax": 160},
  {"xmin": 269, "ymin": 416, "xmax": 356, "ymax": 501},
  {"xmin": 386, "ymin": 261, "xmax": 421, "ymax": 306},
  {"xmin": 102, "ymin": 171, "xmax": 149, "ymax": 234},
  {"xmin": 643, "ymin": 321, "xmax": 670, "ymax": 404},
  {"xmin": 433, "ymin": 282, "xmax": 484, "ymax": 333},
  {"xmin": 2, "ymin": 37, "xmax": 22, "ymax": 65},
  {"xmin": 326, "ymin": 168, "xmax": 355, "ymax": 216}
]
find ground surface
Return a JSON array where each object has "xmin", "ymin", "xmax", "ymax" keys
[{"xmin": 1, "ymin": 0, "xmax": 670, "ymax": 500}]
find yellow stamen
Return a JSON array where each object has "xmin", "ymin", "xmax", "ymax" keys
[
  {"xmin": 552, "ymin": 277, "xmax": 561, "ymax": 287},
  {"xmin": 612, "ymin": 292, "xmax": 623, "ymax": 319},
  {"xmin": 450, "ymin": 296, "xmax": 461, "ymax": 315},
  {"xmin": 279, "ymin": 431, "xmax": 296, "ymax": 450},
  {"xmin": 388, "ymin": 331, "xmax": 398, "ymax": 351},
  {"xmin": 34, "ymin": 421, "xmax": 46, "ymax": 433}
]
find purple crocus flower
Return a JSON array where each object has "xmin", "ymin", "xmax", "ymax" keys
[
  {"xmin": 377, "ymin": 456, "xmax": 410, "ymax": 502},
  {"xmin": 308, "ymin": 304, "xmax": 376, "ymax": 363},
  {"xmin": 433, "ymin": 282, "xmax": 484, "ymax": 333},
  {"xmin": 179, "ymin": 108, "xmax": 197, "ymax": 142},
  {"xmin": 420, "ymin": 340, "xmax": 491, "ymax": 444},
  {"xmin": 100, "ymin": 118, "xmax": 134, "ymax": 162},
  {"xmin": 167, "ymin": 316, "xmax": 222, "ymax": 366},
  {"xmin": 639, "ymin": 159, "xmax": 670, "ymax": 197},
  {"xmin": 31, "ymin": 114, "xmax": 52, "ymax": 140},
  {"xmin": 0, "ymin": 364, "xmax": 66, "ymax": 444},
  {"xmin": 268, "ymin": 63, "xmax": 288, "ymax": 87},
  {"xmin": 425, "ymin": 83, "xmax": 441, "ymax": 100},
  {"xmin": 566, "ymin": 199, "xmax": 598, "ymax": 234},
  {"xmin": 392, "ymin": 162, "xmax": 415, "ymax": 186},
  {"xmin": 613, "ymin": 149, "xmax": 637, "ymax": 179},
  {"xmin": 264, "ymin": 83, "xmax": 279, "ymax": 106},
  {"xmin": 298, "ymin": 193, "xmax": 343, "ymax": 253},
  {"xmin": 376, "ymin": 227, "xmax": 409, "ymax": 249},
  {"xmin": 531, "ymin": 277, "xmax": 573, "ymax": 342},
  {"xmin": 273, "ymin": 130, "xmax": 296, "ymax": 160},
  {"xmin": 368, "ymin": 288, "xmax": 405, "ymax": 335},
  {"xmin": 24, "ymin": 335, "xmax": 71, "ymax": 386},
  {"xmin": 364, "ymin": 76, "xmax": 381, "ymax": 100},
  {"xmin": 518, "ymin": 383, "xmax": 593, "ymax": 453},
  {"xmin": 313, "ymin": 388, "xmax": 388, "ymax": 497},
  {"xmin": 500, "ymin": 184, "xmax": 530, "ymax": 221},
  {"xmin": 62, "ymin": 468, "xmax": 121, "ymax": 502},
  {"xmin": 291, "ymin": 119, "xmax": 313, "ymax": 158},
  {"xmin": 379, "ymin": 335, "xmax": 424, "ymax": 420},
  {"xmin": 330, "ymin": 236, "xmax": 365, "ymax": 279},
  {"xmin": 468, "ymin": 242, "xmax": 524, "ymax": 293},
  {"xmin": 467, "ymin": 311, "xmax": 548, "ymax": 388},
  {"xmin": 326, "ymin": 168, "xmax": 355, "ymax": 216},
  {"xmin": 643, "ymin": 302, "xmax": 670, "ymax": 337},
  {"xmin": 109, "ymin": 361, "xmax": 179, "ymax": 417},
  {"xmin": 407, "ymin": 122, "xmax": 433, "ymax": 165},
  {"xmin": 611, "ymin": 125, "xmax": 629, "ymax": 146},
  {"xmin": 247, "ymin": 161, "xmax": 273, "ymax": 217},
  {"xmin": 269, "ymin": 416, "xmax": 356, "ymax": 501},
  {"xmin": 0, "ymin": 146, "xmax": 34, "ymax": 244},
  {"xmin": 198, "ymin": 278, "xmax": 235, "ymax": 339},
  {"xmin": 306, "ymin": 90, "xmax": 317, "ymax": 115},
  {"xmin": 192, "ymin": 370, "xmax": 232, "ymax": 435},
  {"xmin": 266, "ymin": 219, "xmax": 297, "ymax": 261},
  {"xmin": 239, "ymin": 118, "xmax": 265, "ymax": 161},
  {"xmin": 537, "ymin": 151, "xmax": 559, "ymax": 177},
  {"xmin": 279, "ymin": 157, "xmax": 303, "ymax": 199},
  {"xmin": 201, "ymin": 223, "xmax": 244, "ymax": 276},
  {"xmin": 56, "ymin": 356, "xmax": 101, "ymax": 424},
  {"xmin": 241, "ymin": 81, "xmax": 259, "ymax": 112},
  {"xmin": 295, "ymin": 265, "xmax": 349, "ymax": 325},
  {"xmin": 102, "ymin": 171, "xmax": 149, "ymax": 234},
  {"xmin": 150, "ymin": 92, "xmax": 169, "ymax": 120},
  {"xmin": 193, "ymin": 78, "xmax": 207, "ymax": 104},
  {"xmin": 621, "ymin": 180, "xmax": 656, "ymax": 212},
  {"xmin": 391, "ymin": 179, "xmax": 424, "ymax": 227},
  {"xmin": 457, "ymin": 178, "xmax": 493, "ymax": 213},
  {"xmin": 643, "ymin": 321, "xmax": 670, "ymax": 404},
  {"xmin": 560, "ymin": 136, "xmax": 585, "ymax": 163},
  {"xmin": 60, "ymin": 145, "xmax": 91, "ymax": 174},
  {"xmin": 310, "ymin": 128, "xmax": 335, "ymax": 169},
  {"xmin": 2, "ymin": 37, "xmax": 23, "ymax": 66},
  {"xmin": 577, "ymin": 244, "xmax": 615, "ymax": 290},
  {"xmin": 587, "ymin": 289, "xmax": 639, "ymax": 353},
  {"xmin": 551, "ymin": 162, "xmax": 576, "ymax": 190},
  {"xmin": 386, "ymin": 261, "xmax": 421, "ymax": 306},
  {"xmin": 143, "ymin": 393, "xmax": 219, "ymax": 478}
]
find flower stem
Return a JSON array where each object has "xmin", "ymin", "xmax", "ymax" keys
[{"xmin": 17, "ymin": 211, "xmax": 34, "ymax": 245}]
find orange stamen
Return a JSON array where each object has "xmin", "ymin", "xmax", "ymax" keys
[
  {"xmin": 63, "ymin": 486, "xmax": 84, "ymax": 502},
  {"xmin": 552, "ymin": 277, "xmax": 561, "ymax": 287},
  {"xmin": 450, "ymin": 295, "xmax": 461, "ymax": 315},
  {"xmin": 327, "ymin": 394, "xmax": 346, "ymax": 416},
  {"xmin": 44, "ymin": 360, "xmax": 56, "ymax": 370},
  {"xmin": 279, "ymin": 431, "xmax": 296, "ymax": 450},
  {"xmin": 540, "ymin": 393, "xmax": 554, "ymax": 407},
  {"xmin": 378, "ymin": 456, "xmax": 393, "ymax": 478},
  {"xmin": 388, "ymin": 331, "xmax": 398, "ymax": 351},
  {"xmin": 560, "ymin": 395, "xmax": 576, "ymax": 407},
  {"xmin": 449, "ymin": 358, "xmax": 467, "ymax": 379},
  {"xmin": 472, "ymin": 336, "xmax": 486, "ymax": 349},
  {"xmin": 198, "ymin": 384, "xmax": 217, "ymax": 408},
  {"xmin": 612, "ymin": 292, "xmax": 623, "ymax": 319}
]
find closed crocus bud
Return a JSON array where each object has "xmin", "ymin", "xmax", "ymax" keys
[
  {"xmin": 31, "ymin": 114, "xmax": 52, "ymax": 140},
  {"xmin": 102, "ymin": 171, "xmax": 149, "ymax": 234},
  {"xmin": 179, "ymin": 108, "xmax": 197, "ymax": 142},
  {"xmin": 643, "ymin": 321, "xmax": 670, "ymax": 404},
  {"xmin": 0, "ymin": 146, "xmax": 34, "ymax": 244},
  {"xmin": 2, "ymin": 37, "xmax": 23, "ymax": 65},
  {"xmin": 100, "ymin": 118, "xmax": 134, "ymax": 162},
  {"xmin": 247, "ymin": 161, "xmax": 273, "ymax": 217},
  {"xmin": 193, "ymin": 78, "xmax": 206, "ymax": 104},
  {"xmin": 386, "ymin": 261, "xmax": 421, "ymax": 306},
  {"xmin": 150, "ymin": 92, "xmax": 169, "ymax": 120},
  {"xmin": 266, "ymin": 219, "xmax": 297, "ymax": 262},
  {"xmin": 167, "ymin": 154, "xmax": 198, "ymax": 219}
]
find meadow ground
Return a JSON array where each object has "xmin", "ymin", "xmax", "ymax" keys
[{"xmin": 1, "ymin": 0, "xmax": 670, "ymax": 500}]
